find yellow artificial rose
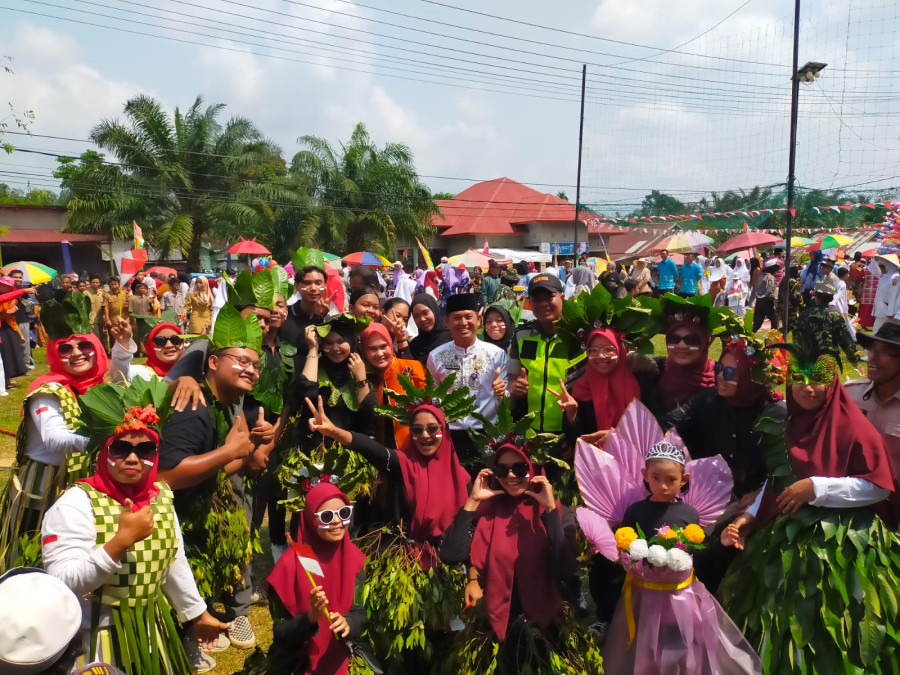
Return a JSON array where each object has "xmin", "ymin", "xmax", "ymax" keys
[
  {"xmin": 684, "ymin": 523, "xmax": 705, "ymax": 544},
  {"xmin": 615, "ymin": 527, "xmax": 638, "ymax": 550}
]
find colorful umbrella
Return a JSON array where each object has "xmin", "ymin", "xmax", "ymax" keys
[
  {"xmin": 861, "ymin": 248, "xmax": 878, "ymax": 257},
  {"xmin": 1, "ymin": 261, "xmax": 57, "ymax": 284},
  {"xmin": 779, "ymin": 236, "xmax": 814, "ymax": 247},
  {"xmin": 145, "ymin": 265, "xmax": 178, "ymax": 278},
  {"xmin": 811, "ymin": 234, "xmax": 854, "ymax": 250},
  {"xmin": 227, "ymin": 237, "xmax": 270, "ymax": 255},
  {"xmin": 342, "ymin": 251, "xmax": 391, "ymax": 267},
  {"xmin": 653, "ymin": 231, "xmax": 712, "ymax": 253},
  {"xmin": 715, "ymin": 231, "xmax": 781, "ymax": 254}
]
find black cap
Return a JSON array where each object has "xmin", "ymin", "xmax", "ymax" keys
[
  {"xmin": 857, "ymin": 322, "xmax": 900, "ymax": 350},
  {"xmin": 528, "ymin": 273, "xmax": 564, "ymax": 295},
  {"xmin": 446, "ymin": 293, "xmax": 478, "ymax": 314}
]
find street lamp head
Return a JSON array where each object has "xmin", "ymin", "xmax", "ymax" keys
[{"xmin": 797, "ymin": 61, "xmax": 827, "ymax": 83}]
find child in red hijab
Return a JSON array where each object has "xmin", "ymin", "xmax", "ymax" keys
[{"xmin": 266, "ymin": 481, "xmax": 367, "ymax": 675}]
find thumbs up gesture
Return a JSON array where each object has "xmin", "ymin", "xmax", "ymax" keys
[
  {"xmin": 491, "ymin": 366, "xmax": 507, "ymax": 398},
  {"xmin": 512, "ymin": 367, "xmax": 529, "ymax": 398},
  {"xmin": 249, "ymin": 406, "xmax": 275, "ymax": 445},
  {"xmin": 117, "ymin": 499, "xmax": 155, "ymax": 547}
]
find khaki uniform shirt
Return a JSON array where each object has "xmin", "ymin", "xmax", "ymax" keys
[
  {"xmin": 846, "ymin": 379, "xmax": 900, "ymax": 472},
  {"xmin": 84, "ymin": 288, "xmax": 105, "ymax": 325}
]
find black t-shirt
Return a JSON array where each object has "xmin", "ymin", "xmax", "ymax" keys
[
  {"xmin": 621, "ymin": 498, "xmax": 699, "ymax": 535},
  {"xmin": 158, "ymin": 403, "xmax": 216, "ymax": 515}
]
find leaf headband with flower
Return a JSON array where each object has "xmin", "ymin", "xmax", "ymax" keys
[
  {"xmin": 375, "ymin": 370, "xmax": 476, "ymax": 426},
  {"xmin": 468, "ymin": 397, "xmax": 566, "ymax": 470},
  {"xmin": 722, "ymin": 333, "xmax": 780, "ymax": 390},
  {"xmin": 78, "ymin": 377, "xmax": 172, "ymax": 453},
  {"xmin": 115, "ymin": 405, "xmax": 161, "ymax": 435},
  {"xmin": 300, "ymin": 473, "xmax": 340, "ymax": 494}
]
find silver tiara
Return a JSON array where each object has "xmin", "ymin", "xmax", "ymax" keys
[{"xmin": 645, "ymin": 441, "xmax": 686, "ymax": 465}]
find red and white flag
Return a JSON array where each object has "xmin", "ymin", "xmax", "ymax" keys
[
  {"xmin": 483, "ymin": 237, "xmax": 490, "ymax": 255},
  {"xmin": 292, "ymin": 541, "xmax": 324, "ymax": 579}
]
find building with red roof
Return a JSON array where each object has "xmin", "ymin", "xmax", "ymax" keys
[{"xmin": 429, "ymin": 177, "xmax": 622, "ymax": 259}]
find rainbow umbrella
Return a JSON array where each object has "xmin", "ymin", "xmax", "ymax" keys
[
  {"xmin": 1, "ymin": 261, "xmax": 57, "ymax": 284},
  {"xmin": 810, "ymin": 234, "xmax": 854, "ymax": 250},
  {"xmin": 342, "ymin": 251, "xmax": 391, "ymax": 267},
  {"xmin": 779, "ymin": 236, "xmax": 814, "ymax": 247}
]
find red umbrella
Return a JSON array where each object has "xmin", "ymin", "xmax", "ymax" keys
[
  {"xmin": 715, "ymin": 231, "xmax": 781, "ymax": 254},
  {"xmin": 146, "ymin": 265, "xmax": 178, "ymax": 278},
  {"xmin": 861, "ymin": 248, "xmax": 878, "ymax": 257},
  {"xmin": 652, "ymin": 253, "xmax": 684, "ymax": 265},
  {"xmin": 227, "ymin": 237, "xmax": 270, "ymax": 255}
]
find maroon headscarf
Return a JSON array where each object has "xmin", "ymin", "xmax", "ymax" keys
[
  {"xmin": 396, "ymin": 404, "xmax": 470, "ymax": 542},
  {"xmin": 30, "ymin": 333, "xmax": 109, "ymax": 397},
  {"xmin": 719, "ymin": 343, "xmax": 771, "ymax": 408},
  {"xmin": 80, "ymin": 429, "xmax": 160, "ymax": 512},
  {"xmin": 469, "ymin": 444, "xmax": 564, "ymax": 641},
  {"xmin": 144, "ymin": 322, "xmax": 183, "ymax": 377},
  {"xmin": 267, "ymin": 483, "xmax": 365, "ymax": 675},
  {"xmin": 657, "ymin": 321, "xmax": 715, "ymax": 409},
  {"xmin": 786, "ymin": 375, "xmax": 894, "ymax": 492},
  {"xmin": 571, "ymin": 327, "xmax": 640, "ymax": 431}
]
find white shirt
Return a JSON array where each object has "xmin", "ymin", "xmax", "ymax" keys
[
  {"xmin": 24, "ymin": 388, "xmax": 89, "ymax": 466},
  {"xmin": 109, "ymin": 338, "xmax": 153, "ymax": 385},
  {"xmin": 42, "ymin": 486, "xmax": 206, "ymax": 626},
  {"xmin": 745, "ymin": 477, "xmax": 889, "ymax": 517},
  {"xmin": 395, "ymin": 274, "xmax": 417, "ymax": 304},
  {"xmin": 427, "ymin": 340, "xmax": 508, "ymax": 431}
]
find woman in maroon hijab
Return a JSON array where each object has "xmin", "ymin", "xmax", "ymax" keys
[
  {"xmin": 439, "ymin": 441, "xmax": 595, "ymax": 671},
  {"xmin": 654, "ymin": 299, "xmax": 717, "ymax": 413},
  {"xmin": 719, "ymin": 350, "xmax": 900, "ymax": 670},
  {"xmin": 266, "ymin": 481, "xmax": 367, "ymax": 675}
]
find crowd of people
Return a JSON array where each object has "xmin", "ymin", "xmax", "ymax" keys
[{"xmin": 0, "ymin": 243, "xmax": 899, "ymax": 675}]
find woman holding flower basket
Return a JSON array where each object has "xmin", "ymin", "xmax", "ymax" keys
[{"xmin": 575, "ymin": 400, "xmax": 761, "ymax": 674}]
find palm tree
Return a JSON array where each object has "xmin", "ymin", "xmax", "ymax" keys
[
  {"xmin": 290, "ymin": 123, "xmax": 438, "ymax": 255},
  {"xmin": 60, "ymin": 95, "xmax": 283, "ymax": 269}
]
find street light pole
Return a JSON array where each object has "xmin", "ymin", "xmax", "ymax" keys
[
  {"xmin": 574, "ymin": 64, "xmax": 586, "ymax": 262},
  {"xmin": 783, "ymin": 0, "xmax": 802, "ymax": 334}
]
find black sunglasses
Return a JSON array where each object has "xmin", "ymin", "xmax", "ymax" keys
[
  {"xmin": 714, "ymin": 362, "xmax": 738, "ymax": 381},
  {"xmin": 410, "ymin": 424, "xmax": 442, "ymax": 436},
  {"xmin": 665, "ymin": 333, "xmax": 702, "ymax": 347},
  {"xmin": 315, "ymin": 505, "xmax": 354, "ymax": 525},
  {"xmin": 58, "ymin": 340, "xmax": 95, "ymax": 357},
  {"xmin": 108, "ymin": 440, "xmax": 158, "ymax": 461},
  {"xmin": 493, "ymin": 462, "xmax": 530, "ymax": 479},
  {"xmin": 151, "ymin": 335, "xmax": 185, "ymax": 348}
]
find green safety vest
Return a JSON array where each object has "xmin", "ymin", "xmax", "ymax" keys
[{"xmin": 515, "ymin": 331, "xmax": 586, "ymax": 432}]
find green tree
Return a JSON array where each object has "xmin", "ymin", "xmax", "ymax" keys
[
  {"xmin": 556, "ymin": 190, "xmax": 568, "ymax": 201},
  {"xmin": 59, "ymin": 95, "xmax": 283, "ymax": 268},
  {"xmin": 433, "ymin": 191, "xmax": 455, "ymax": 200},
  {"xmin": 291, "ymin": 122, "xmax": 438, "ymax": 255},
  {"xmin": 0, "ymin": 183, "xmax": 59, "ymax": 205},
  {"xmin": 637, "ymin": 190, "xmax": 688, "ymax": 217}
]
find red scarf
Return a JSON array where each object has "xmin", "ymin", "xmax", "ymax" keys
[
  {"xmin": 30, "ymin": 333, "xmax": 109, "ymax": 397},
  {"xmin": 396, "ymin": 404, "xmax": 469, "ymax": 543},
  {"xmin": 571, "ymin": 328, "xmax": 640, "ymax": 431},
  {"xmin": 144, "ymin": 322, "xmax": 183, "ymax": 377},
  {"xmin": 787, "ymin": 376, "xmax": 895, "ymax": 492},
  {"xmin": 469, "ymin": 444, "xmax": 564, "ymax": 641},
  {"xmin": 657, "ymin": 322, "xmax": 715, "ymax": 409},
  {"xmin": 79, "ymin": 431, "xmax": 160, "ymax": 512},
  {"xmin": 267, "ymin": 484, "xmax": 365, "ymax": 675},
  {"xmin": 720, "ymin": 343, "xmax": 771, "ymax": 408}
]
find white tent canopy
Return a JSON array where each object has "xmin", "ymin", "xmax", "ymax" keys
[{"xmin": 487, "ymin": 247, "xmax": 552, "ymax": 263}]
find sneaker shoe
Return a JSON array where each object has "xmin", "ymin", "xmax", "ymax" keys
[
  {"xmin": 251, "ymin": 587, "xmax": 268, "ymax": 606},
  {"xmin": 227, "ymin": 614, "xmax": 256, "ymax": 649},
  {"xmin": 26, "ymin": 364, "xmax": 35, "ymax": 370},
  {"xmin": 0, "ymin": 392, "xmax": 7, "ymax": 397},
  {"xmin": 184, "ymin": 639, "xmax": 217, "ymax": 673},
  {"xmin": 201, "ymin": 632, "xmax": 230, "ymax": 653}
]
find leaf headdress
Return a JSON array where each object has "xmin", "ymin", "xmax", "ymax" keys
[
  {"xmin": 205, "ymin": 303, "xmax": 263, "ymax": 353},
  {"xmin": 78, "ymin": 376, "xmax": 172, "ymax": 453},
  {"xmin": 374, "ymin": 370, "xmax": 475, "ymax": 426},
  {"xmin": 557, "ymin": 283, "xmax": 662, "ymax": 355},
  {"xmin": 40, "ymin": 293, "xmax": 92, "ymax": 340},
  {"xmin": 468, "ymin": 397, "xmax": 566, "ymax": 470},
  {"xmin": 226, "ymin": 269, "xmax": 277, "ymax": 311},
  {"xmin": 777, "ymin": 331, "xmax": 842, "ymax": 386}
]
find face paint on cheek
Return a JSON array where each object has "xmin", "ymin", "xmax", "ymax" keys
[
  {"xmin": 142, "ymin": 459, "xmax": 154, "ymax": 466},
  {"xmin": 107, "ymin": 457, "xmax": 116, "ymax": 467},
  {"xmin": 60, "ymin": 358, "xmax": 70, "ymax": 363},
  {"xmin": 433, "ymin": 433, "xmax": 443, "ymax": 439},
  {"xmin": 231, "ymin": 363, "xmax": 245, "ymax": 371},
  {"xmin": 688, "ymin": 346, "xmax": 700, "ymax": 351}
]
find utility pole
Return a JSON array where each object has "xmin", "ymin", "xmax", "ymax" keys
[
  {"xmin": 574, "ymin": 64, "xmax": 586, "ymax": 261},
  {"xmin": 783, "ymin": 0, "xmax": 801, "ymax": 333}
]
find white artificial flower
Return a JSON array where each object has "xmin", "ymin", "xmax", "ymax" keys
[
  {"xmin": 647, "ymin": 544, "xmax": 667, "ymax": 567},
  {"xmin": 666, "ymin": 547, "xmax": 693, "ymax": 572},
  {"xmin": 629, "ymin": 539, "xmax": 649, "ymax": 560}
]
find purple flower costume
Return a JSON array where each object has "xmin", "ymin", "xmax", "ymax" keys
[{"xmin": 575, "ymin": 400, "xmax": 762, "ymax": 675}]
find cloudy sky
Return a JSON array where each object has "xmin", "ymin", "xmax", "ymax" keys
[{"xmin": 1, "ymin": 0, "xmax": 898, "ymax": 214}]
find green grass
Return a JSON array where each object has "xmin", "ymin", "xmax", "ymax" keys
[{"xmin": 0, "ymin": 346, "xmax": 48, "ymax": 468}]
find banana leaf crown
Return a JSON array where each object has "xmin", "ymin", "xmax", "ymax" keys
[
  {"xmin": 226, "ymin": 269, "xmax": 277, "ymax": 311},
  {"xmin": 315, "ymin": 312, "xmax": 371, "ymax": 338},
  {"xmin": 291, "ymin": 247, "xmax": 327, "ymax": 271},
  {"xmin": 468, "ymin": 397, "xmax": 566, "ymax": 470},
  {"xmin": 207, "ymin": 303, "xmax": 263, "ymax": 354},
  {"xmin": 660, "ymin": 292, "xmax": 740, "ymax": 337},
  {"xmin": 374, "ymin": 370, "xmax": 475, "ymax": 426},
  {"xmin": 40, "ymin": 293, "xmax": 92, "ymax": 340},
  {"xmin": 557, "ymin": 283, "xmax": 662, "ymax": 355},
  {"xmin": 78, "ymin": 376, "xmax": 172, "ymax": 453},
  {"xmin": 270, "ymin": 264, "xmax": 293, "ymax": 300}
]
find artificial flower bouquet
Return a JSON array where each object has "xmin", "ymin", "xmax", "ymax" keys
[{"xmin": 614, "ymin": 523, "xmax": 705, "ymax": 574}]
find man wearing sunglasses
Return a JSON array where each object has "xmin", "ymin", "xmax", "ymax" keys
[{"xmin": 158, "ymin": 331, "xmax": 269, "ymax": 652}]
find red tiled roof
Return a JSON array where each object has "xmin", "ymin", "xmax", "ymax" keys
[
  {"xmin": 0, "ymin": 230, "xmax": 109, "ymax": 244},
  {"xmin": 434, "ymin": 177, "xmax": 621, "ymax": 237}
]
